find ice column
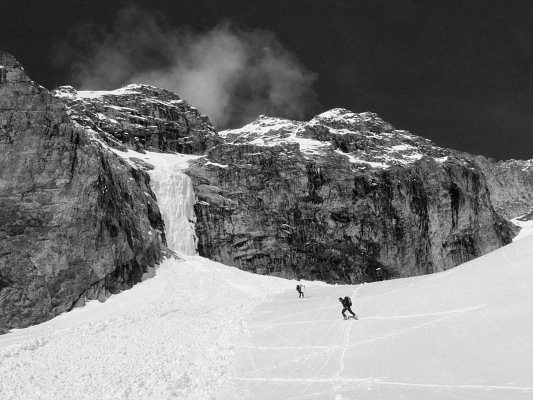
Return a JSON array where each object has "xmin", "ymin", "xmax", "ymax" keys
[{"xmin": 149, "ymin": 166, "xmax": 197, "ymax": 255}]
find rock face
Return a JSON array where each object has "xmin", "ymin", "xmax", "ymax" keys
[
  {"xmin": 187, "ymin": 109, "xmax": 515, "ymax": 283},
  {"xmin": 52, "ymin": 84, "xmax": 220, "ymax": 154},
  {"xmin": 0, "ymin": 52, "xmax": 211, "ymax": 331},
  {"xmin": 472, "ymin": 156, "xmax": 533, "ymax": 220}
]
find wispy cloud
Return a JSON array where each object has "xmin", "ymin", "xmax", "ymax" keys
[{"xmin": 56, "ymin": 7, "xmax": 319, "ymax": 129}]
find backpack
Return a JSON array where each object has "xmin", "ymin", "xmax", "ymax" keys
[
  {"xmin": 296, "ymin": 284, "xmax": 300, "ymax": 292},
  {"xmin": 344, "ymin": 296, "xmax": 352, "ymax": 306}
]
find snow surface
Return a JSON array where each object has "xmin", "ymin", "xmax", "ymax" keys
[
  {"xmin": 1, "ymin": 148, "xmax": 533, "ymax": 399},
  {"xmin": 511, "ymin": 216, "xmax": 533, "ymax": 242},
  {"xmin": 0, "ymin": 256, "xmax": 293, "ymax": 400},
  {"xmin": 75, "ymin": 85, "xmax": 143, "ymax": 99},
  {"xmin": 312, "ymin": 108, "xmax": 372, "ymax": 124},
  {"xmin": 219, "ymin": 116, "xmax": 302, "ymax": 138},
  {"xmin": 334, "ymin": 150, "xmax": 390, "ymax": 169},
  {"xmin": 220, "ymin": 117, "xmax": 329, "ymax": 158},
  {"xmin": 217, "ymin": 236, "xmax": 533, "ymax": 399}
]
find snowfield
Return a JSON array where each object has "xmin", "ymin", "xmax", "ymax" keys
[
  {"xmin": 218, "ymin": 234, "xmax": 533, "ymax": 399},
  {"xmin": 511, "ymin": 216, "xmax": 533, "ymax": 242},
  {"xmin": 0, "ymin": 256, "xmax": 292, "ymax": 400},
  {"xmin": 1, "ymin": 149, "xmax": 533, "ymax": 400}
]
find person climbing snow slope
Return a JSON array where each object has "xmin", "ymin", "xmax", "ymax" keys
[{"xmin": 339, "ymin": 296, "xmax": 357, "ymax": 319}]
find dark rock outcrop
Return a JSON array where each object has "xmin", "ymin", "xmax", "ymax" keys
[
  {"xmin": 472, "ymin": 156, "xmax": 533, "ymax": 219},
  {"xmin": 0, "ymin": 52, "xmax": 170, "ymax": 330},
  {"xmin": 187, "ymin": 110, "xmax": 515, "ymax": 283}
]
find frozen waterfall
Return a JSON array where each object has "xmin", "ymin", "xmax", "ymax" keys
[
  {"xmin": 146, "ymin": 156, "xmax": 198, "ymax": 255},
  {"xmin": 107, "ymin": 148, "xmax": 200, "ymax": 255}
]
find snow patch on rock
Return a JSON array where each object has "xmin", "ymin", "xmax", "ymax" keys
[{"xmin": 219, "ymin": 110, "xmax": 462, "ymax": 169}]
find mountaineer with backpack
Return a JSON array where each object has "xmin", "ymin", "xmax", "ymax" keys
[
  {"xmin": 339, "ymin": 296, "xmax": 357, "ymax": 320},
  {"xmin": 296, "ymin": 283, "xmax": 305, "ymax": 298}
]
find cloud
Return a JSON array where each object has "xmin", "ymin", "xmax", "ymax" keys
[{"xmin": 56, "ymin": 7, "xmax": 320, "ymax": 129}]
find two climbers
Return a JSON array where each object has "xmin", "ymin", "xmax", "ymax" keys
[{"xmin": 295, "ymin": 282, "xmax": 358, "ymax": 321}]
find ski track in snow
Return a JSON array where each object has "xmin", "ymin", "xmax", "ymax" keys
[
  {"xmin": 334, "ymin": 287, "xmax": 360, "ymax": 383},
  {"xmin": 240, "ymin": 305, "xmax": 485, "ymax": 351}
]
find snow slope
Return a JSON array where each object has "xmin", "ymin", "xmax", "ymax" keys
[
  {"xmin": 511, "ymin": 216, "xmax": 533, "ymax": 242},
  {"xmin": 0, "ymin": 256, "xmax": 292, "ymax": 400},
  {"xmin": 1, "ymin": 149, "xmax": 533, "ymax": 400},
  {"xmin": 216, "ymin": 235, "xmax": 533, "ymax": 400}
]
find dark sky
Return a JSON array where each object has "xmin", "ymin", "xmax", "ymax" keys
[{"xmin": 2, "ymin": 0, "xmax": 533, "ymax": 160}]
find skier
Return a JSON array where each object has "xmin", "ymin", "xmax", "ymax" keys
[
  {"xmin": 296, "ymin": 284, "xmax": 305, "ymax": 298},
  {"xmin": 339, "ymin": 296, "xmax": 357, "ymax": 319}
]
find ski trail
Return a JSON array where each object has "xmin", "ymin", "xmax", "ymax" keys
[
  {"xmin": 294, "ymin": 314, "xmax": 348, "ymax": 400},
  {"xmin": 333, "ymin": 286, "xmax": 360, "ymax": 389},
  {"xmin": 349, "ymin": 306, "xmax": 484, "ymax": 349},
  {"xmin": 234, "ymin": 303, "xmax": 486, "ymax": 351},
  {"xmin": 362, "ymin": 305, "xmax": 485, "ymax": 320},
  {"xmin": 257, "ymin": 303, "xmax": 337, "ymax": 325},
  {"xmin": 231, "ymin": 377, "xmax": 370, "ymax": 383},
  {"xmin": 229, "ymin": 376, "xmax": 533, "ymax": 392},
  {"xmin": 231, "ymin": 289, "xmax": 341, "ymax": 381},
  {"xmin": 335, "ymin": 316, "xmax": 353, "ymax": 378},
  {"xmin": 300, "ymin": 297, "xmax": 346, "ymax": 397},
  {"xmin": 249, "ymin": 305, "xmax": 485, "ymax": 328},
  {"xmin": 375, "ymin": 381, "xmax": 533, "ymax": 392}
]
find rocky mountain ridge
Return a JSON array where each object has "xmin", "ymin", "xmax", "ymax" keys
[
  {"xmin": 52, "ymin": 84, "xmax": 220, "ymax": 154},
  {"xmin": 219, "ymin": 109, "xmax": 466, "ymax": 167},
  {"xmin": 186, "ymin": 110, "xmax": 516, "ymax": 282},
  {"xmin": 1, "ymin": 50, "xmax": 530, "ymax": 330},
  {"xmin": 50, "ymin": 78, "xmax": 521, "ymax": 284}
]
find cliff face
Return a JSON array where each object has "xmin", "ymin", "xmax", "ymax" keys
[
  {"xmin": 52, "ymin": 84, "xmax": 220, "ymax": 154},
  {"xmin": 0, "ymin": 52, "xmax": 222, "ymax": 331},
  {"xmin": 0, "ymin": 53, "xmax": 167, "ymax": 330},
  {"xmin": 187, "ymin": 110, "xmax": 515, "ymax": 282},
  {"xmin": 472, "ymin": 156, "xmax": 533, "ymax": 220}
]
